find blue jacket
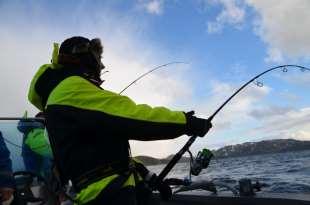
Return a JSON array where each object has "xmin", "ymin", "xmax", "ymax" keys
[{"xmin": 0, "ymin": 131, "xmax": 15, "ymax": 188}]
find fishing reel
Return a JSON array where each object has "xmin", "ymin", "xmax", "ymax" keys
[
  {"xmin": 190, "ymin": 148, "xmax": 213, "ymax": 176},
  {"xmin": 158, "ymin": 148, "xmax": 215, "ymax": 198},
  {"xmin": 13, "ymin": 171, "xmax": 58, "ymax": 205}
]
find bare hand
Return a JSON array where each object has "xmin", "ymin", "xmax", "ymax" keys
[{"xmin": 0, "ymin": 188, "xmax": 14, "ymax": 202}]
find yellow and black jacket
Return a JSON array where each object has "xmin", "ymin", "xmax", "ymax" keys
[{"xmin": 28, "ymin": 45, "xmax": 187, "ymax": 204}]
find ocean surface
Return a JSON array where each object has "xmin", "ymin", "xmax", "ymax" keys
[{"xmin": 147, "ymin": 150, "xmax": 310, "ymax": 194}]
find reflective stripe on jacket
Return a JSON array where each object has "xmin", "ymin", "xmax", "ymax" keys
[{"xmin": 76, "ymin": 173, "xmax": 135, "ymax": 204}]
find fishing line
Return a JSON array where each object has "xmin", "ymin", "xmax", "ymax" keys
[
  {"xmin": 3, "ymin": 138, "xmax": 22, "ymax": 149},
  {"xmin": 119, "ymin": 61, "xmax": 188, "ymax": 94}
]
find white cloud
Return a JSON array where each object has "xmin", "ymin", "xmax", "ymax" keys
[
  {"xmin": 278, "ymin": 71, "xmax": 310, "ymax": 88},
  {"xmin": 291, "ymin": 130, "xmax": 310, "ymax": 141},
  {"xmin": 207, "ymin": 21, "xmax": 223, "ymax": 34},
  {"xmin": 130, "ymin": 135, "xmax": 189, "ymax": 158},
  {"xmin": 137, "ymin": 0, "xmax": 164, "ymax": 15},
  {"xmin": 264, "ymin": 47, "xmax": 284, "ymax": 63},
  {"xmin": 279, "ymin": 90, "xmax": 300, "ymax": 103},
  {"xmin": 249, "ymin": 105, "xmax": 295, "ymax": 119},
  {"xmin": 206, "ymin": 0, "xmax": 310, "ymax": 62},
  {"xmin": 246, "ymin": 0, "xmax": 310, "ymax": 62},
  {"xmin": 249, "ymin": 107, "xmax": 310, "ymax": 141},
  {"xmin": 206, "ymin": 0, "xmax": 246, "ymax": 33},
  {"xmin": 147, "ymin": 0, "xmax": 163, "ymax": 15}
]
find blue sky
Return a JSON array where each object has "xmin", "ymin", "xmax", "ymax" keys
[{"xmin": 0, "ymin": 0, "xmax": 310, "ymax": 157}]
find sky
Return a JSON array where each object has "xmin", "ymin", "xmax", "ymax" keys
[{"xmin": 0, "ymin": 0, "xmax": 310, "ymax": 158}]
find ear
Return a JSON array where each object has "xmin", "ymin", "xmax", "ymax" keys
[{"xmin": 90, "ymin": 38, "xmax": 103, "ymax": 55}]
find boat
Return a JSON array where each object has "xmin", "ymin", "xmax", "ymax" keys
[
  {"xmin": 13, "ymin": 173, "xmax": 310, "ymax": 205},
  {"xmin": 12, "ymin": 172, "xmax": 310, "ymax": 205}
]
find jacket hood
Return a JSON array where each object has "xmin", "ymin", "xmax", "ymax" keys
[{"xmin": 28, "ymin": 43, "xmax": 62, "ymax": 110}]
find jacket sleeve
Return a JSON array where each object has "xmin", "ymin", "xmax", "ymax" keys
[
  {"xmin": 25, "ymin": 128, "xmax": 52, "ymax": 157},
  {"xmin": 46, "ymin": 76, "xmax": 188, "ymax": 140}
]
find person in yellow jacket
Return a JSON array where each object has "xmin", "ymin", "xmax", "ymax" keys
[{"xmin": 28, "ymin": 36, "xmax": 212, "ymax": 205}]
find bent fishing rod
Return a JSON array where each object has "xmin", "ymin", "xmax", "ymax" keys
[{"xmin": 155, "ymin": 64, "xmax": 310, "ymax": 186}]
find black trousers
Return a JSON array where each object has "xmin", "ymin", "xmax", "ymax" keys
[
  {"xmin": 85, "ymin": 183, "xmax": 152, "ymax": 205},
  {"xmin": 85, "ymin": 186, "xmax": 136, "ymax": 205}
]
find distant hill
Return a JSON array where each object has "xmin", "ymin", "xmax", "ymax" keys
[
  {"xmin": 134, "ymin": 154, "xmax": 190, "ymax": 166},
  {"xmin": 213, "ymin": 139, "xmax": 310, "ymax": 158},
  {"xmin": 134, "ymin": 155, "xmax": 162, "ymax": 166},
  {"xmin": 135, "ymin": 139, "xmax": 310, "ymax": 165}
]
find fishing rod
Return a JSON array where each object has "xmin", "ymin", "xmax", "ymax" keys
[
  {"xmin": 119, "ymin": 61, "xmax": 188, "ymax": 94},
  {"xmin": 155, "ymin": 64, "xmax": 310, "ymax": 187}
]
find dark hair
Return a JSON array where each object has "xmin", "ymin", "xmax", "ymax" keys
[{"xmin": 59, "ymin": 36, "xmax": 90, "ymax": 55}]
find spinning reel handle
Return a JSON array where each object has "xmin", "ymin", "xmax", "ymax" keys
[{"xmin": 191, "ymin": 148, "xmax": 213, "ymax": 176}]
